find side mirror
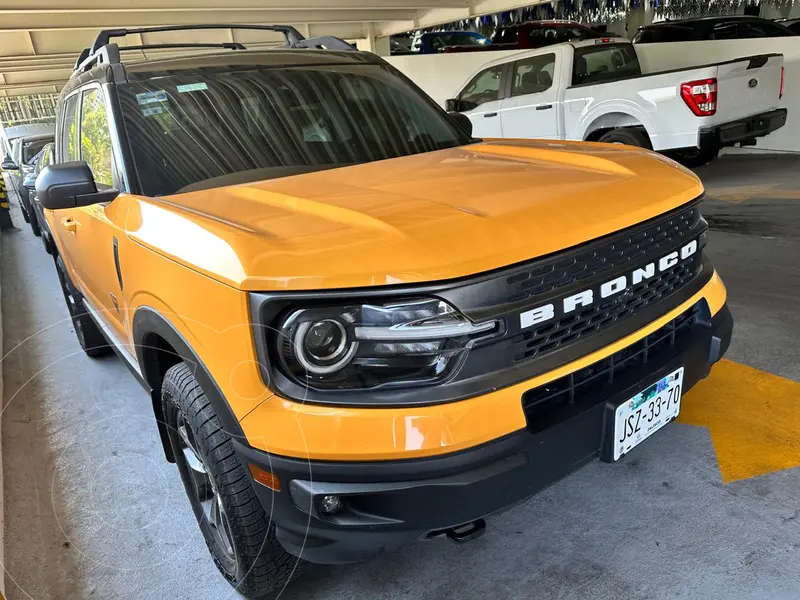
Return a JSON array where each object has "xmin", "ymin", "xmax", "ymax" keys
[
  {"xmin": 36, "ymin": 161, "xmax": 118, "ymax": 210},
  {"xmin": 2, "ymin": 156, "xmax": 18, "ymax": 171},
  {"xmin": 445, "ymin": 98, "xmax": 460, "ymax": 112},
  {"xmin": 449, "ymin": 112, "xmax": 474, "ymax": 137}
]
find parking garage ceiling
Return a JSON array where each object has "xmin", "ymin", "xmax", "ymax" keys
[{"xmin": 0, "ymin": 0, "xmax": 539, "ymax": 97}]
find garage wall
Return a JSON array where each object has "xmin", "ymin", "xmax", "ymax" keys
[{"xmin": 387, "ymin": 39, "xmax": 800, "ymax": 153}]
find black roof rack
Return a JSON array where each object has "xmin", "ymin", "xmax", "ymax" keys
[
  {"xmin": 89, "ymin": 24, "xmax": 306, "ymax": 54},
  {"xmin": 73, "ymin": 24, "xmax": 355, "ymax": 76}
]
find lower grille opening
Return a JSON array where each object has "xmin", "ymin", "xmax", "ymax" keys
[{"xmin": 522, "ymin": 302, "xmax": 706, "ymax": 433}]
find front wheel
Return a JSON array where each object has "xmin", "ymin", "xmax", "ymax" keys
[
  {"xmin": 162, "ymin": 362, "xmax": 304, "ymax": 598},
  {"xmin": 55, "ymin": 256, "xmax": 112, "ymax": 357}
]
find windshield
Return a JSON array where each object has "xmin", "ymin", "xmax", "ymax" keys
[{"xmin": 118, "ymin": 63, "xmax": 471, "ymax": 197}]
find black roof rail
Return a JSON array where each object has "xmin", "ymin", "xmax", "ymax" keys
[
  {"xmin": 294, "ymin": 36, "xmax": 356, "ymax": 50},
  {"xmin": 120, "ymin": 42, "xmax": 247, "ymax": 52},
  {"xmin": 73, "ymin": 47, "xmax": 90, "ymax": 70},
  {"xmin": 71, "ymin": 24, "xmax": 356, "ymax": 77},
  {"xmin": 90, "ymin": 24, "xmax": 306, "ymax": 54}
]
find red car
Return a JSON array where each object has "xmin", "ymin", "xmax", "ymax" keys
[{"xmin": 445, "ymin": 20, "xmax": 602, "ymax": 52}]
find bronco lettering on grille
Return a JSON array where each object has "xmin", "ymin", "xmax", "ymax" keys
[{"xmin": 519, "ymin": 239, "xmax": 698, "ymax": 330}]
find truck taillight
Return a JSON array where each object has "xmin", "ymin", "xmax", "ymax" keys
[
  {"xmin": 780, "ymin": 66, "xmax": 784, "ymax": 99},
  {"xmin": 681, "ymin": 78, "xmax": 717, "ymax": 116}
]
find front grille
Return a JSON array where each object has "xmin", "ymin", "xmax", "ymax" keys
[
  {"xmin": 511, "ymin": 259, "xmax": 697, "ymax": 363},
  {"xmin": 497, "ymin": 201, "xmax": 705, "ymax": 365},
  {"xmin": 522, "ymin": 303, "xmax": 701, "ymax": 433},
  {"xmin": 505, "ymin": 203, "xmax": 701, "ymax": 304}
]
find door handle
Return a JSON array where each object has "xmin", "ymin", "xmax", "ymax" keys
[
  {"xmin": 536, "ymin": 104, "xmax": 553, "ymax": 111},
  {"xmin": 484, "ymin": 112, "xmax": 498, "ymax": 118},
  {"xmin": 61, "ymin": 217, "xmax": 78, "ymax": 233}
]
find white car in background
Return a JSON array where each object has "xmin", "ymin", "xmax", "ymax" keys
[{"xmin": 446, "ymin": 38, "xmax": 786, "ymax": 166}]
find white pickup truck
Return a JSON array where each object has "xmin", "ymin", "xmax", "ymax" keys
[{"xmin": 445, "ymin": 38, "xmax": 786, "ymax": 166}]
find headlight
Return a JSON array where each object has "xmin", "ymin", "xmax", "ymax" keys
[{"xmin": 274, "ymin": 298, "xmax": 499, "ymax": 391}]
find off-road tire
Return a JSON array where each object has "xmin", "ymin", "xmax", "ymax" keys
[
  {"xmin": 55, "ymin": 256, "xmax": 112, "ymax": 357},
  {"xmin": 29, "ymin": 210, "xmax": 42, "ymax": 236},
  {"xmin": 598, "ymin": 128, "xmax": 652, "ymax": 149},
  {"xmin": 162, "ymin": 362, "xmax": 304, "ymax": 598}
]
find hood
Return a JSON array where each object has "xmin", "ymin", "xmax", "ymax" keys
[{"xmin": 125, "ymin": 139, "xmax": 703, "ymax": 291}]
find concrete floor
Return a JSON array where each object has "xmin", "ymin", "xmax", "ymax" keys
[{"xmin": 3, "ymin": 154, "xmax": 800, "ymax": 600}]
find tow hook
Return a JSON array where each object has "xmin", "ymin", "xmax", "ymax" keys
[{"xmin": 444, "ymin": 519, "xmax": 487, "ymax": 544}]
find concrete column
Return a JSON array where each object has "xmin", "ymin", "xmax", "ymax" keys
[{"xmin": 362, "ymin": 23, "xmax": 391, "ymax": 56}]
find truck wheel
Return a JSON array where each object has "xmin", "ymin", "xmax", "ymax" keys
[
  {"xmin": 55, "ymin": 256, "xmax": 112, "ymax": 357},
  {"xmin": 162, "ymin": 362, "xmax": 304, "ymax": 598},
  {"xmin": 668, "ymin": 143, "xmax": 720, "ymax": 168},
  {"xmin": 598, "ymin": 128, "xmax": 652, "ymax": 149}
]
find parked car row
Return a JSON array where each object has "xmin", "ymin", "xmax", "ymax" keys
[
  {"xmin": 391, "ymin": 15, "xmax": 799, "ymax": 56},
  {"xmin": 1, "ymin": 131, "xmax": 55, "ymax": 241}
]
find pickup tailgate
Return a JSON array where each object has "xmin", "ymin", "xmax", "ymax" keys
[{"xmin": 714, "ymin": 54, "xmax": 783, "ymax": 122}]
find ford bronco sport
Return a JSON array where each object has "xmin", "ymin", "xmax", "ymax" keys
[{"xmin": 39, "ymin": 24, "xmax": 732, "ymax": 598}]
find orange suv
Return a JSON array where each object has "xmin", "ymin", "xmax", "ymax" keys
[{"xmin": 38, "ymin": 24, "xmax": 732, "ymax": 598}]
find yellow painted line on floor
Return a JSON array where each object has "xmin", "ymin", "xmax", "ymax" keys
[
  {"xmin": 706, "ymin": 184, "xmax": 800, "ymax": 203},
  {"xmin": 679, "ymin": 359, "xmax": 800, "ymax": 483}
]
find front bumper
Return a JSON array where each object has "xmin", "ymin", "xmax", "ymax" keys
[
  {"xmin": 234, "ymin": 301, "xmax": 733, "ymax": 564},
  {"xmin": 700, "ymin": 108, "xmax": 787, "ymax": 147}
]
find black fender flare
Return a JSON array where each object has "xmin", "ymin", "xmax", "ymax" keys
[{"xmin": 132, "ymin": 307, "xmax": 247, "ymax": 462}]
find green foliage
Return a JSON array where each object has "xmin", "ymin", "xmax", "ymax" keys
[{"xmin": 80, "ymin": 90, "xmax": 113, "ymax": 186}]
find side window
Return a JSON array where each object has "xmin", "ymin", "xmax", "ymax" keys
[
  {"xmin": 37, "ymin": 145, "xmax": 52, "ymax": 174},
  {"xmin": 79, "ymin": 88, "xmax": 114, "ymax": 187},
  {"xmin": 711, "ymin": 22, "xmax": 740, "ymax": 40},
  {"xmin": 512, "ymin": 53, "xmax": 556, "ymax": 96},
  {"xmin": 61, "ymin": 94, "xmax": 80, "ymax": 161},
  {"xmin": 458, "ymin": 64, "xmax": 504, "ymax": 110},
  {"xmin": 737, "ymin": 22, "xmax": 793, "ymax": 38}
]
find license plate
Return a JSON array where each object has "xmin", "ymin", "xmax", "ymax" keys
[{"xmin": 613, "ymin": 367, "xmax": 684, "ymax": 461}]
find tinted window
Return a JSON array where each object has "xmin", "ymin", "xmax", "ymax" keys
[
  {"xmin": 787, "ymin": 22, "xmax": 800, "ymax": 34},
  {"xmin": 711, "ymin": 22, "xmax": 741, "ymax": 40},
  {"xmin": 37, "ymin": 144, "xmax": 54, "ymax": 174},
  {"xmin": 634, "ymin": 26, "xmax": 696, "ymax": 43},
  {"xmin": 459, "ymin": 64, "xmax": 504, "ymax": 109},
  {"xmin": 429, "ymin": 32, "xmax": 486, "ymax": 50},
  {"xmin": 61, "ymin": 94, "xmax": 81, "ymax": 162},
  {"xmin": 80, "ymin": 89, "xmax": 114, "ymax": 187},
  {"xmin": 512, "ymin": 53, "xmax": 556, "ymax": 96},
  {"xmin": 492, "ymin": 27, "xmax": 518, "ymax": 44},
  {"xmin": 572, "ymin": 43, "xmax": 642, "ymax": 85},
  {"xmin": 528, "ymin": 26, "xmax": 599, "ymax": 46},
  {"xmin": 22, "ymin": 138, "xmax": 49, "ymax": 164},
  {"xmin": 736, "ymin": 21, "xmax": 794, "ymax": 38},
  {"xmin": 118, "ymin": 64, "xmax": 471, "ymax": 197}
]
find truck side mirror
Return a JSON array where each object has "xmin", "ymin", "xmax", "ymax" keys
[
  {"xmin": 36, "ymin": 161, "xmax": 119, "ymax": 210},
  {"xmin": 445, "ymin": 98, "xmax": 460, "ymax": 112},
  {"xmin": 449, "ymin": 112, "xmax": 474, "ymax": 137},
  {"xmin": 2, "ymin": 156, "xmax": 18, "ymax": 171}
]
